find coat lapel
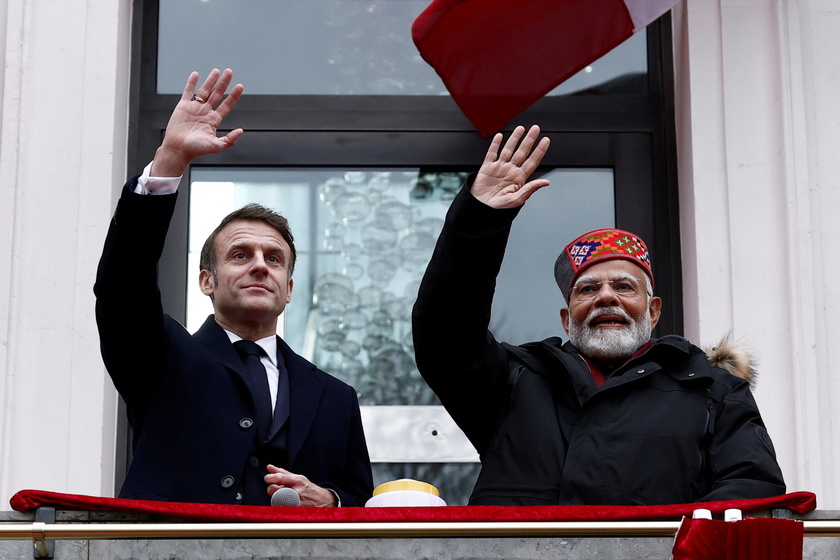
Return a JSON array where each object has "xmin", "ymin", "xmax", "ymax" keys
[
  {"xmin": 193, "ymin": 314, "xmax": 252, "ymax": 392},
  {"xmin": 266, "ymin": 341, "xmax": 290, "ymax": 441},
  {"xmin": 276, "ymin": 335, "xmax": 324, "ymax": 465},
  {"xmin": 193, "ymin": 316, "xmax": 325, "ymax": 464}
]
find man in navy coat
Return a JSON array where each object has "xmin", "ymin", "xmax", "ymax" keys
[{"xmin": 95, "ymin": 69, "xmax": 373, "ymax": 507}]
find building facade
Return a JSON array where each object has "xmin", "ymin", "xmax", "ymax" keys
[{"xmin": 0, "ymin": 0, "xmax": 838, "ymax": 507}]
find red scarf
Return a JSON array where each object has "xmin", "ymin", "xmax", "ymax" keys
[{"xmin": 585, "ymin": 339, "xmax": 654, "ymax": 387}]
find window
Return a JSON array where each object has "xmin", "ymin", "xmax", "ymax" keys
[
  {"xmin": 155, "ymin": 1, "xmax": 648, "ymax": 98},
  {"xmin": 126, "ymin": 0, "xmax": 680, "ymax": 504}
]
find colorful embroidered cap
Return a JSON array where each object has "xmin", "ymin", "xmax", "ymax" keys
[{"xmin": 554, "ymin": 228, "xmax": 653, "ymax": 302}]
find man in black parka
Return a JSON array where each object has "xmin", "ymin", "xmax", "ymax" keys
[{"xmin": 411, "ymin": 125, "xmax": 785, "ymax": 506}]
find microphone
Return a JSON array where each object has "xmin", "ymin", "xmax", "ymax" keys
[{"xmin": 270, "ymin": 487, "xmax": 301, "ymax": 507}]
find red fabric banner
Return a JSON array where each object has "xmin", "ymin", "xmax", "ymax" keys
[
  {"xmin": 672, "ymin": 517, "xmax": 804, "ymax": 559},
  {"xmin": 10, "ymin": 489, "xmax": 816, "ymax": 523},
  {"xmin": 412, "ymin": 0, "xmax": 677, "ymax": 137}
]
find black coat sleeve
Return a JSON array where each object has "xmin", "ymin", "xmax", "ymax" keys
[
  {"xmin": 700, "ymin": 380, "xmax": 787, "ymax": 501},
  {"xmin": 94, "ymin": 179, "xmax": 178, "ymax": 409},
  {"xmin": 411, "ymin": 181, "xmax": 522, "ymax": 454},
  {"xmin": 322, "ymin": 387, "xmax": 374, "ymax": 507}
]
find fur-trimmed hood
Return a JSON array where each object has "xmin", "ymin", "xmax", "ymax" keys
[{"xmin": 703, "ymin": 333, "xmax": 757, "ymax": 388}]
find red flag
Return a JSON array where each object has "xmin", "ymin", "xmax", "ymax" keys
[
  {"xmin": 672, "ymin": 517, "xmax": 804, "ymax": 560},
  {"xmin": 412, "ymin": 0, "xmax": 680, "ymax": 137}
]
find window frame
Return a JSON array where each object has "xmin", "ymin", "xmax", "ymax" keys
[{"xmin": 121, "ymin": 0, "xmax": 681, "ymax": 494}]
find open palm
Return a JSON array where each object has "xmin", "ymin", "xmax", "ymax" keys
[
  {"xmin": 152, "ymin": 69, "xmax": 244, "ymax": 177},
  {"xmin": 471, "ymin": 125, "xmax": 551, "ymax": 209}
]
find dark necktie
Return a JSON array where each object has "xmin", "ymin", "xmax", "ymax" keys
[{"xmin": 233, "ymin": 340, "xmax": 273, "ymax": 442}]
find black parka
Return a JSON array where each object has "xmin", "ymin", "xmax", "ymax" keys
[{"xmin": 412, "ymin": 184, "xmax": 785, "ymax": 506}]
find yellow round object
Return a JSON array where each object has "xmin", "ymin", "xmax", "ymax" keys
[{"xmin": 372, "ymin": 479, "xmax": 440, "ymax": 497}]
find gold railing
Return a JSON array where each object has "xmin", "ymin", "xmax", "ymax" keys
[
  {"xmin": 1, "ymin": 519, "xmax": 838, "ymax": 559},
  {"xmin": 2, "ymin": 519, "xmax": 840, "ymax": 540}
]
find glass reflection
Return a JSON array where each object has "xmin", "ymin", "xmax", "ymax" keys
[{"xmin": 158, "ymin": 0, "xmax": 647, "ymax": 96}]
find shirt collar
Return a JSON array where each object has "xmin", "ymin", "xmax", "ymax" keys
[{"xmin": 225, "ymin": 331, "xmax": 278, "ymax": 368}]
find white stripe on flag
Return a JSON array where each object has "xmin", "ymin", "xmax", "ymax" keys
[{"xmin": 623, "ymin": 0, "xmax": 680, "ymax": 32}]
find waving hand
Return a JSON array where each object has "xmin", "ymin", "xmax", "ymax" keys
[
  {"xmin": 471, "ymin": 125, "xmax": 551, "ymax": 209},
  {"xmin": 151, "ymin": 68, "xmax": 245, "ymax": 177}
]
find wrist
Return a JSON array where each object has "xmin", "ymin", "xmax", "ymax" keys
[
  {"xmin": 150, "ymin": 145, "xmax": 191, "ymax": 177},
  {"xmin": 317, "ymin": 486, "xmax": 339, "ymax": 507}
]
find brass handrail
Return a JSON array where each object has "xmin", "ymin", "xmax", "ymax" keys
[{"xmin": 0, "ymin": 520, "xmax": 839, "ymax": 540}]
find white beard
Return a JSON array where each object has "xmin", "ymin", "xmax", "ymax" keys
[{"xmin": 568, "ymin": 305, "xmax": 652, "ymax": 363}]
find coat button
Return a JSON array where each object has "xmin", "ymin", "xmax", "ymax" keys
[
  {"xmin": 220, "ymin": 475, "xmax": 235, "ymax": 488},
  {"xmin": 235, "ymin": 492, "xmax": 243, "ymax": 501},
  {"xmin": 688, "ymin": 372, "xmax": 695, "ymax": 377},
  {"xmin": 249, "ymin": 456, "xmax": 260, "ymax": 467},
  {"xmin": 636, "ymin": 369, "xmax": 645, "ymax": 374},
  {"xmin": 239, "ymin": 418, "xmax": 254, "ymax": 429}
]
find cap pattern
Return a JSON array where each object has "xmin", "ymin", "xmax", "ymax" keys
[{"xmin": 554, "ymin": 228, "xmax": 653, "ymax": 302}]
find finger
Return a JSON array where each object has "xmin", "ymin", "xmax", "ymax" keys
[
  {"xmin": 482, "ymin": 133, "xmax": 504, "ymax": 164},
  {"xmin": 220, "ymin": 128, "xmax": 245, "ymax": 148},
  {"xmin": 266, "ymin": 484, "xmax": 294, "ymax": 496},
  {"xmin": 193, "ymin": 68, "xmax": 221, "ymax": 104},
  {"xmin": 265, "ymin": 466, "xmax": 295, "ymax": 480},
  {"xmin": 504, "ymin": 178, "xmax": 551, "ymax": 207},
  {"xmin": 206, "ymin": 130, "xmax": 244, "ymax": 155},
  {"xmin": 498, "ymin": 125, "xmax": 526, "ymax": 162},
  {"xmin": 511, "ymin": 125, "xmax": 541, "ymax": 166},
  {"xmin": 206, "ymin": 68, "xmax": 234, "ymax": 107},
  {"xmin": 214, "ymin": 83, "xmax": 244, "ymax": 120},
  {"xmin": 264, "ymin": 472, "xmax": 293, "ymax": 485},
  {"xmin": 520, "ymin": 178, "xmax": 551, "ymax": 197},
  {"xmin": 180, "ymin": 71, "xmax": 200, "ymax": 103},
  {"xmin": 520, "ymin": 137, "xmax": 551, "ymax": 177}
]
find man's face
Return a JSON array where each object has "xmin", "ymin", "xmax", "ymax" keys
[
  {"xmin": 560, "ymin": 260, "xmax": 661, "ymax": 363},
  {"xmin": 198, "ymin": 220, "xmax": 294, "ymax": 333}
]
